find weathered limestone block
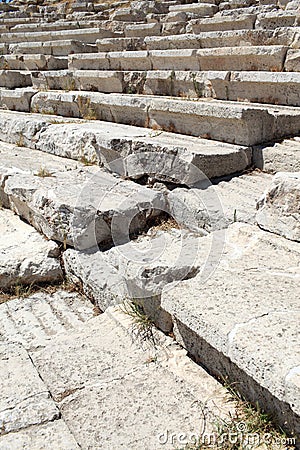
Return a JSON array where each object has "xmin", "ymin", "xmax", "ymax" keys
[
  {"xmin": 96, "ymin": 37, "xmax": 144, "ymax": 52},
  {"xmin": 161, "ymin": 223, "xmax": 300, "ymax": 436},
  {"xmin": 187, "ymin": 14, "xmax": 256, "ymax": 33},
  {"xmin": 227, "ymin": 71, "xmax": 300, "ymax": 106},
  {"xmin": 9, "ymin": 40, "xmax": 97, "ymax": 56},
  {"xmin": 0, "ymin": 343, "xmax": 59, "ymax": 435},
  {"xmin": 0, "ymin": 54, "xmax": 68, "ymax": 71},
  {"xmin": 145, "ymin": 29, "xmax": 279, "ymax": 50},
  {"xmin": 150, "ymin": 49, "xmax": 200, "ymax": 71},
  {"xmin": 0, "ymin": 209, "xmax": 62, "ymax": 289},
  {"xmin": 0, "ymin": 290, "xmax": 94, "ymax": 350},
  {"xmin": 168, "ymin": 172, "xmax": 271, "ymax": 233},
  {"xmin": 0, "ymin": 421, "xmax": 80, "ymax": 450},
  {"xmin": 257, "ymin": 172, "xmax": 300, "ymax": 242},
  {"xmin": 109, "ymin": 50, "xmax": 151, "ymax": 70},
  {"xmin": 3, "ymin": 166, "xmax": 165, "ymax": 249},
  {"xmin": 197, "ymin": 45, "xmax": 287, "ymax": 71},
  {"xmin": 145, "ymin": 34, "xmax": 202, "ymax": 50},
  {"xmin": 74, "ymin": 70, "xmax": 124, "ymax": 92},
  {"xmin": 35, "ymin": 120, "xmax": 251, "ymax": 182},
  {"xmin": 256, "ymin": 11, "xmax": 297, "ymax": 29},
  {"xmin": 68, "ymin": 52, "xmax": 110, "ymax": 70},
  {"xmin": 0, "ymin": 110, "xmax": 71, "ymax": 148},
  {"xmin": 0, "ymin": 70, "xmax": 31, "ymax": 88},
  {"xmin": 169, "ymin": 3, "xmax": 218, "ymax": 16},
  {"xmin": 143, "ymin": 70, "xmax": 229, "ymax": 98},
  {"xmin": 0, "ymin": 87, "xmax": 36, "ymax": 112},
  {"xmin": 285, "ymin": 49, "xmax": 300, "ymax": 71},
  {"xmin": 30, "ymin": 92, "xmax": 300, "ymax": 146},
  {"xmin": 125, "ymin": 22, "xmax": 161, "ymax": 37},
  {"xmin": 31, "ymin": 70, "xmax": 75, "ymax": 91},
  {"xmin": 0, "ymin": 28, "xmax": 114, "ymax": 44},
  {"xmin": 63, "ymin": 228, "xmax": 204, "ymax": 330},
  {"xmin": 30, "ymin": 308, "xmax": 233, "ymax": 449},
  {"xmin": 253, "ymin": 138, "xmax": 300, "ymax": 173},
  {"xmin": 162, "ymin": 21, "xmax": 187, "ymax": 36}
]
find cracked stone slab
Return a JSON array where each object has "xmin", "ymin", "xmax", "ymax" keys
[
  {"xmin": 0, "ymin": 290, "xmax": 94, "ymax": 351},
  {"xmin": 253, "ymin": 138, "xmax": 300, "ymax": 173},
  {"xmin": 63, "ymin": 228, "xmax": 205, "ymax": 331},
  {"xmin": 0, "ymin": 420, "xmax": 80, "ymax": 449},
  {"xmin": 257, "ymin": 172, "xmax": 300, "ymax": 242},
  {"xmin": 161, "ymin": 223, "xmax": 300, "ymax": 436},
  {"xmin": 0, "ymin": 109, "xmax": 251, "ymax": 183},
  {"xmin": 31, "ymin": 308, "xmax": 234, "ymax": 449},
  {"xmin": 35, "ymin": 120, "xmax": 251, "ymax": 183},
  {"xmin": 168, "ymin": 171, "xmax": 272, "ymax": 233},
  {"xmin": 3, "ymin": 164, "xmax": 165, "ymax": 249},
  {"xmin": 30, "ymin": 92, "xmax": 300, "ymax": 146},
  {"xmin": 0, "ymin": 343, "xmax": 59, "ymax": 435},
  {"xmin": 0, "ymin": 208, "xmax": 62, "ymax": 289}
]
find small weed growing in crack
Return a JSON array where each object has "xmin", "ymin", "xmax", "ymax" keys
[
  {"xmin": 35, "ymin": 167, "xmax": 53, "ymax": 178},
  {"xmin": 179, "ymin": 382, "xmax": 296, "ymax": 449},
  {"xmin": 121, "ymin": 300, "xmax": 155, "ymax": 344}
]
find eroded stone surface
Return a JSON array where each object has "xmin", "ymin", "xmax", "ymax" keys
[
  {"xmin": 0, "ymin": 290, "xmax": 94, "ymax": 350},
  {"xmin": 257, "ymin": 172, "xmax": 300, "ymax": 242},
  {"xmin": 0, "ymin": 420, "xmax": 80, "ymax": 450},
  {"xmin": 168, "ymin": 172, "xmax": 272, "ymax": 233},
  {"xmin": 63, "ymin": 228, "xmax": 205, "ymax": 331},
  {"xmin": 161, "ymin": 223, "xmax": 300, "ymax": 435},
  {"xmin": 31, "ymin": 308, "xmax": 233, "ymax": 449},
  {"xmin": 0, "ymin": 208, "xmax": 62, "ymax": 289},
  {"xmin": 0, "ymin": 343, "xmax": 59, "ymax": 435},
  {"xmin": 3, "ymin": 165, "xmax": 165, "ymax": 249}
]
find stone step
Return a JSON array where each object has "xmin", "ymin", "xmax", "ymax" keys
[
  {"xmin": 124, "ymin": 22, "xmax": 162, "ymax": 37},
  {"xmin": 63, "ymin": 228, "xmax": 205, "ymax": 329},
  {"xmin": 169, "ymin": 2, "xmax": 218, "ymax": 16},
  {"xmin": 31, "ymin": 69, "xmax": 300, "ymax": 107},
  {"xmin": 168, "ymin": 171, "xmax": 272, "ymax": 233},
  {"xmin": 0, "ymin": 87, "xmax": 37, "ymax": 112},
  {"xmin": 0, "ymin": 141, "xmax": 165, "ymax": 249},
  {"xmin": 95, "ymin": 28, "xmax": 286, "ymax": 53},
  {"xmin": 20, "ymin": 307, "xmax": 235, "ymax": 449},
  {"xmin": 9, "ymin": 19, "xmax": 111, "ymax": 33},
  {"xmin": 257, "ymin": 172, "xmax": 300, "ymax": 242},
  {"xmin": 285, "ymin": 49, "xmax": 300, "ymax": 72},
  {"xmin": 253, "ymin": 137, "xmax": 300, "ymax": 172},
  {"xmin": 8, "ymin": 40, "xmax": 97, "ymax": 56},
  {"xmin": 0, "ymin": 54, "xmax": 68, "ymax": 71},
  {"xmin": 96, "ymin": 36, "xmax": 145, "ymax": 52},
  {"xmin": 186, "ymin": 13, "xmax": 256, "ymax": 33},
  {"xmin": 0, "ymin": 290, "xmax": 94, "ymax": 351},
  {"xmin": 256, "ymin": 10, "xmax": 298, "ymax": 30},
  {"xmin": 0, "ymin": 208, "xmax": 62, "ymax": 290},
  {"xmin": 144, "ymin": 27, "xmax": 300, "ymax": 50},
  {"xmin": 160, "ymin": 222, "xmax": 300, "ymax": 438},
  {"xmin": 0, "ymin": 110, "xmax": 251, "ymax": 184},
  {"xmin": 0, "ymin": 27, "xmax": 116, "ymax": 45},
  {"xmin": 144, "ymin": 70, "xmax": 300, "ymax": 106},
  {"xmin": 0, "ymin": 70, "xmax": 31, "ymax": 88},
  {"xmin": 0, "ymin": 342, "xmax": 61, "ymax": 436},
  {"xmin": 29, "ymin": 91, "xmax": 300, "ymax": 146},
  {"xmin": 70, "ymin": 45, "xmax": 289, "ymax": 72}
]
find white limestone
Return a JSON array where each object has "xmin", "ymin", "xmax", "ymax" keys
[
  {"xmin": 0, "ymin": 209, "xmax": 62, "ymax": 289},
  {"xmin": 257, "ymin": 172, "xmax": 300, "ymax": 242},
  {"xmin": 161, "ymin": 223, "xmax": 300, "ymax": 436},
  {"xmin": 0, "ymin": 290, "xmax": 94, "ymax": 350}
]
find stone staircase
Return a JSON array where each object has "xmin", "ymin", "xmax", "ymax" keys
[{"xmin": 0, "ymin": 0, "xmax": 299, "ymax": 448}]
